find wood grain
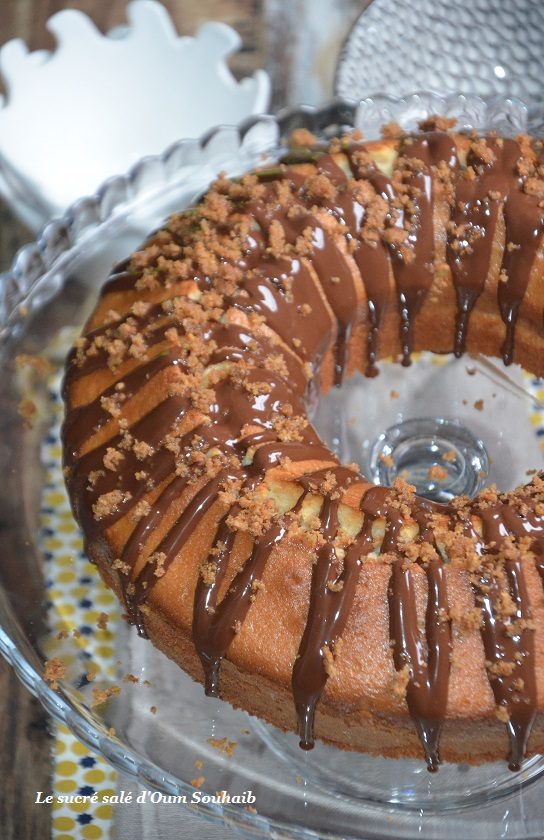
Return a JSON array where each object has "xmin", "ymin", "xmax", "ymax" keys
[
  {"xmin": 0, "ymin": 658, "xmax": 52, "ymax": 838},
  {"xmin": 0, "ymin": 199, "xmax": 32, "ymax": 271},
  {"xmin": 0, "ymin": 0, "xmax": 264, "ymax": 80},
  {"xmin": 0, "ymin": 334, "xmax": 58, "ymax": 838}
]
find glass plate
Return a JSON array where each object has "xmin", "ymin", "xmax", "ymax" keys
[
  {"xmin": 335, "ymin": 0, "xmax": 544, "ymax": 127},
  {"xmin": 2, "ymin": 97, "xmax": 544, "ymax": 840}
]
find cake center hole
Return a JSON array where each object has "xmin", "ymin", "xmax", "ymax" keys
[{"xmin": 310, "ymin": 360, "xmax": 500, "ymax": 503}]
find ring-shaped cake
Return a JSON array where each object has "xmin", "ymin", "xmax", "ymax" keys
[{"xmin": 62, "ymin": 118, "xmax": 544, "ymax": 771}]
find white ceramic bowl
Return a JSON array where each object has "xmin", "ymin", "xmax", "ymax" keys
[{"xmin": 0, "ymin": 0, "xmax": 270, "ymax": 231}]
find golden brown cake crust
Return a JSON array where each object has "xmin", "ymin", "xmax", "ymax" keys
[{"xmin": 63, "ymin": 122, "xmax": 544, "ymax": 771}]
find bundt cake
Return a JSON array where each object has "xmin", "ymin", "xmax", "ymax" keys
[{"xmin": 62, "ymin": 117, "xmax": 544, "ymax": 772}]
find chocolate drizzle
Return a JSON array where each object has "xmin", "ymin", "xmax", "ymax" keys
[
  {"xmin": 445, "ymin": 138, "xmax": 544, "ymax": 361},
  {"xmin": 346, "ymin": 134, "xmax": 444, "ymax": 369},
  {"xmin": 291, "ymin": 467, "xmax": 362, "ymax": 749},
  {"xmin": 388, "ymin": 558, "xmax": 450, "ymax": 771},
  {"xmin": 194, "ymin": 518, "xmax": 286, "ymax": 695},
  {"xmin": 468, "ymin": 501, "xmax": 541, "ymax": 769},
  {"xmin": 62, "ymin": 124, "xmax": 544, "ymax": 771},
  {"xmin": 352, "ymin": 240, "xmax": 392, "ymax": 378},
  {"xmin": 361, "ymin": 489, "xmax": 452, "ymax": 770}
]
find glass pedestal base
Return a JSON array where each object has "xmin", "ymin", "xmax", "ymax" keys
[
  {"xmin": 312, "ymin": 352, "xmax": 542, "ymax": 498},
  {"xmin": 368, "ymin": 416, "xmax": 489, "ymax": 502}
]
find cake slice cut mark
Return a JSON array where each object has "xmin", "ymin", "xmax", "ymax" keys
[
  {"xmin": 63, "ymin": 349, "xmax": 180, "ymax": 458},
  {"xmin": 251, "ymin": 163, "xmax": 364, "ymax": 386},
  {"xmin": 191, "ymin": 445, "xmax": 339, "ymax": 697},
  {"xmin": 70, "ymin": 394, "xmax": 192, "ymax": 528}
]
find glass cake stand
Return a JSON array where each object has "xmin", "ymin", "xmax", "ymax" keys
[{"xmin": 1, "ymin": 98, "xmax": 544, "ymax": 840}]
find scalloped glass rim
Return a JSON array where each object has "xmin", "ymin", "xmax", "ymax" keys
[
  {"xmin": 0, "ymin": 92, "xmax": 531, "ymax": 339},
  {"xmin": 279, "ymin": 91, "xmax": 530, "ymax": 141},
  {"xmin": 0, "ymin": 113, "xmax": 284, "ymax": 337},
  {"xmin": 333, "ymin": 0, "xmax": 544, "ymax": 124},
  {"xmin": 0, "ymin": 94, "xmax": 541, "ymax": 840}
]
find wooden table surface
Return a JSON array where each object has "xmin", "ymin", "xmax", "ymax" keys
[{"xmin": 0, "ymin": 1, "xmax": 363, "ymax": 836}]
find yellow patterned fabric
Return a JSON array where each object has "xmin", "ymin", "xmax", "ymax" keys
[
  {"xmin": 51, "ymin": 725, "xmax": 116, "ymax": 840},
  {"xmin": 527, "ymin": 375, "xmax": 544, "ymax": 452},
  {"xmin": 40, "ymin": 372, "xmax": 120, "ymax": 840}
]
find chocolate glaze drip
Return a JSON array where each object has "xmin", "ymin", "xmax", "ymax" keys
[
  {"xmin": 309, "ymin": 228, "xmax": 357, "ymax": 384},
  {"xmin": 517, "ymin": 506, "xmax": 544, "ymax": 584},
  {"xmin": 479, "ymin": 557, "xmax": 536, "ymax": 771},
  {"xmin": 120, "ymin": 472, "xmax": 191, "ymax": 636},
  {"xmin": 293, "ymin": 492, "xmax": 342, "ymax": 748},
  {"xmin": 447, "ymin": 143, "xmax": 500, "ymax": 356},
  {"xmin": 342, "ymin": 150, "xmax": 396, "ymax": 376},
  {"xmin": 63, "ymin": 350, "xmax": 180, "ymax": 460},
  {"xmin": 498, "ymin": 163, "xmax": 544, "ymax": 365},
  {"xmin": 352, "ymin": 241, "xmax": 392, "ymax": 378},
  {"xmin": 68, "ymin": 395, "xmax": 192, "ymax": 530},
  {"xmin": 467, "ymin": 501, "xmax": 540, "ymax": 769},
  {"xmin": 131, "ymin": 469, "xmax": 240, "ymax": 609},
  {"xmin": 191, "ymin": 451, "xmax": 338, "ymax": 696},
  {"xmin": 290, "ymin": 466, "xmax": 361, "ymax": 748},
  {"xmin": 194, "ymin": 518, "xmax": 286, "ymax": 695},
  {"xmin": 346, "ymin": 135, "xmax": 446, "ymax": 369},
  {"xmin": 63, "ymin": 316, "xmax": 300, "ymax": 467},
  {"xmin": 301, "ymin": 158, "xmax": 366, "ymax": 384},
  {"xmin": 237, "ymin": 256, "xmax": 334, "ymax": 366},
  {"xmin": 62, "ymin": 302, "xmax": 167, "ymax": 386},
  {"xmin": 246, "ymin": 168, "xmax": 361, "ymax": 384},
  {"xmin": 62, "ymin": 125, "xmax": 544, "ymax": 771},
  {"xmin": 385, "ymin": 137, "xmax": 435, "ymax": 366},
  {"xmin": 362, "ymin": 489, "xmax": 452, "ymax": 770},
  {"xmin": 445, "ymin": 139, "xmax": 544, "ymax": 360},
  {"xmin": 388, "ymin": 558, "xmax": 450, "ymax": 771},
  {"xmin": 100, "ymin": 262, "xmax": 136, "ymax": 294}
]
